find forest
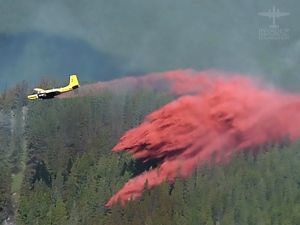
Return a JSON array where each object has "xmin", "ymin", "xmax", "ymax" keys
[{"xmin": 0, "ymin": 80, "xmax": 299, "ymax": 225}]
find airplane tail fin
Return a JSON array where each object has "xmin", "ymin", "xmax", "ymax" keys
[{"xmin": 69, "ymin": 75, "xmax": 80, "ymax": 89}]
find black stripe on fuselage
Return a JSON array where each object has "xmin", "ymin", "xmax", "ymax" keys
[{"xmin": 38, "ymin": 91, "xmax": 61, "ymax": 99}]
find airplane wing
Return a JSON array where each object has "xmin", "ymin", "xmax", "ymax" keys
[
  {"xmin": 43, "ymin": 88, "xmax": 60, "ymax": 94},
  {"xmin": 275, "ymin": 12, "xmax": 290, "ymax": 17},
  {"xmin": 258, "ymin": 12, "xmax": 272, "ymax": 17},
  {"xmin": 34, "ymin": 88, "xmax": 45, "ymax": 93}
]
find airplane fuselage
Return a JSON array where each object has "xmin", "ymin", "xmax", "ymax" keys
[{"xmin": 27, "ymin": 75, "xmax": 80, "ymax": 100}]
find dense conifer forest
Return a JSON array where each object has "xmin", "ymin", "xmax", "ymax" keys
[{"xmin": 0, "ymin": 82, "xmax": 300, "ymax": 225}]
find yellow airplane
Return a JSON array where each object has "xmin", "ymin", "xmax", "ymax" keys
[{"xmin": 27, "ymin": 75, "xmax": 80, "ymax": 100}]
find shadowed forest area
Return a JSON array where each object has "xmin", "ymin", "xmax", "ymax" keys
[{"xmin": 0, "ymin": 82, "xmax": 300, "ymax": 225}]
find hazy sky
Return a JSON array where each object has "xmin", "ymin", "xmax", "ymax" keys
[{"xmin": 0, "ymin": 0, "xmax": 299, "ymax": 89}]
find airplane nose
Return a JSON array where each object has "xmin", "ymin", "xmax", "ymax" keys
[{"xmin": 27, "ymin": 94, "xmax": 38, "ymax": 100}]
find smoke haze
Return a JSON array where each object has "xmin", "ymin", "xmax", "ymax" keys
[{"xmin": 1, "ymin": 1, "xmax": 300, "ymax": 90}]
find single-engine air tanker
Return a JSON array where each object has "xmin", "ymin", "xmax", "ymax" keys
[{"xmin": 27, "ymin": 75, "xmax": 80, "ymax": 100}]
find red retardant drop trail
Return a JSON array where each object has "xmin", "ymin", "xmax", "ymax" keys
[{"xmin": 106, "ymin": 70, "xmax": 300, "ymax": 208}]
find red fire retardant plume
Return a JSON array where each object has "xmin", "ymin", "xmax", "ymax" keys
[{"xmin": 106, "ymin": 70, "xmax": 300, "ymax": 207}]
